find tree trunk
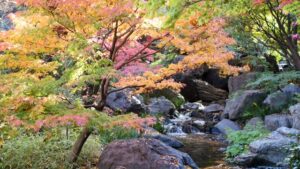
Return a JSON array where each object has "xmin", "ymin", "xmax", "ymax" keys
[
  {"xmin": 69, "ymin": 78, "xmax": 109, "ymax": 163},
  {"xmin": 69, "ymin": 127, "xmax": 92, "ymax": 163},
  {"xmin": 94, "ymin": 78, "xmax": 110, "ymax": 111},
  {"xmin": 291, "ymin": 52, "xmax": 300, "ymax": 70}
]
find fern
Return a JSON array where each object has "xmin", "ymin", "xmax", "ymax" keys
[{"xmin": 246, "ymin": 71, "xmax": 300, "ymax": 92}]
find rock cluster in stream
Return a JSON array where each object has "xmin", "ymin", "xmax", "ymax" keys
[{"xmin": 99, "ymin": 71, "xmax": 300, "ymax": 169}]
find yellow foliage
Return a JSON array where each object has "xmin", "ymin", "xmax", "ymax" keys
[{"xmin": 115, "ymin": 16, "xmax": 249, "ymax": 94}]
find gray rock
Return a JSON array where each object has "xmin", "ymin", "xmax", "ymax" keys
[
  {"xmin": 181, "ymin": 102, "xmax": 205, "ymax": 112},
  {"xmin": 0, "ymin": 0, "xmax": 16, "ymax": 31},
  {"xmin": 228, "ymin": 72, "xmax": 257, "ymax": 94},
  {"xmin": 290, "ymin": 103, "xmax": 300, "ymax": 114},
  {"xmin": 143, "ymin": 134, "xmax": 184, "ymax": 148},
  {"xmin": 264, "ymin": 114, "xmax": 292, "ymax": 131},
  {"xmin": 146, "ymin": 89, "xmax": 185, "ymax": 108},
  {"xmin": 0, "ymin": 0, "xmax": 15, "ymax": 17},
  {"xmin": 214, "ymin": 119, "xmax": 241, "ymax": 135},
  {"xmin": 203, "ymin": 103, "xmax": 224, "ymax": 113},
  {"xmin": 224, "ymin": 90, "xmax": 266, "ymax": 120},
  {"xmin": 249, "ymin": 128, "xmax": 299, "ymax": 166},
  {"xmin": 146, "ymin": 97, "xmax": 176, "ymax": 116},
  {"xmin": 106, "ymin": 89, "xmax": 145, "ymax": 113},
  {"xmin": 289, "ymin": 103, "xmax": 300, "ymax": 130},
  {"xmin": 263, "ymin": 84, "xmax": 300, "ymax": 112},
  {"xmin": 182, "ymin": 120, "xmax": 201, "ymax": 134},
  {"xmin": 276, "ymin": 127, "xmax": 300, "ymax": 137},
  {"xmin": 193, "ymin": 119, "xmax": 206, "ymax": 129},
  {"xmin": 245, "ymin": 117, "xmax": 264, "ymax": 127},
  {"xmin": 263, "ymin": 91, "xmax": 289, "ymax": 112},
  {"xmin": 281, "ymin": 83, "xmax": 300, "ymax": 94},
  {"xmin": 233, "ymin": 152, "xmax": 257, "ymax": 166},
  {"xmin": 98, "ymin": 138, "xmax": 198, "ymax": 169}
]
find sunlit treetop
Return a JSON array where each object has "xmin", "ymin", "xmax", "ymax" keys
[{"xmin": 115, "ymin": 16, "xmax": 250, "ymax": 93}]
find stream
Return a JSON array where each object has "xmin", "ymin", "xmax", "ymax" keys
[
  {"xmin": 163, "ymin": 106, "xmax": 231, "ymax": 168},
  {"xmin": 178, "ymin": 134, "xmax": 227, "ymax": 168}
]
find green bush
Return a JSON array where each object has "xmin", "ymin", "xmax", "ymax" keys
[
  {"xmin": 153, "ymin": 120, "xmax": 164, "ymax": 134},
  {"xmin": 0, "ymin": 129, "xmax": 101, "ymax": 169},
  {"xmin": 99, "ymin": 126, "xmax": 139, "ymax": 145},
  {"xmin": 226, "ymin": 123, "xmax": 269, "ymax": 160},
  {"xmin": 288, "ymin": 145, "xmax": 300, "ymax": 169},
  {"xmin": 246, "ymin": 71, "xmax": 300, "ymax": 92},
  {"xmin": 241, "ymin": 103, "xmax": 270, "ymax": 121}
]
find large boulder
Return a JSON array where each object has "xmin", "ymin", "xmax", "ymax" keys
[
  {"xmin": 106, "ymin": 89, "xmax": 145, "ymax": 113},
  {"xmin": 289, "ymin": 103, "xmax": 300, "ymax": 130},
  {"xmin": 264, "ymin": 114, "xmax": 292, "ymax": 131},
  {"xmin": 97, "ymin": 138, "xmax": 198, "ymax": 169},
  {"xmin": 223, "ymin": 90, "xmax": 266, "ymax": 120},
  {"xmin": 263, "ymin": 84, "xmax": 300, "ymax": 112},
  {"xmin": 228, "ymin": 73, "xmax": 257, "ymax": 94},
  {"xmin": 146, "ymin": 97, "xmax": 176, "ymax": 116},
  {"xmin": 249, "ymin": 127, "xmax": 300, "ymax": 166},
  {"xmin": 214, "ymin": 119, "xmax": 241, "ymax": 135}
]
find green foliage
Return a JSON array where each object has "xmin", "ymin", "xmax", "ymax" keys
[
  {"xmin": 225, "ymin": 17, "xmax": 266, "ymax": 58},
  {"xmin": 246, "ymin": 71, "xmax": 300, "ymax": 92},
  {"xmin": 99, "ymin": 126, "xmax": 139, "ymax": 145},
  {"xmin": 143, "ymin": 89, "xmax": 185, "ymax": 108},
  {"xmin": 241, "ymin": 56, "xmax": 270, "ymax": 71},
  {"xmin": 293, "ymin": 94, "xmax": 300, "ymax": 103},
  {"xmin": 241, "ymin": 103, "xmax": 270, "ymax": 121},
  {"xmin": 25, "ymin": 76, "xmax": 62, "ymax": 97},
  {"xmin": 152, "ymin": 116, "xmax": 164, "ymax": 133},
  {"xmin": 288, "ymin": 144, "xmax": 300, "ymax": 169},
  {"xmin": 0, "ymin": 129, "xmax": 101, "ymax": 169},
  {"xmin": 226, "ymin": 123, "xmax": 269, "ymax": 159}
]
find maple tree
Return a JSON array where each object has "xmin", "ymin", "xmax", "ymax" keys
[
  {"xmin": 0, "ymin": 0, "xmax": 160, "ymax": 161},
  {"xmin": 0, "ymin": 0, "xmax": 249, "ymax": 164}
]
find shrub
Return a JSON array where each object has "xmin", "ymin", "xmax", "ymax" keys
[
  {"xmin": 99, "ymin": 126, "xmax": 139, "ymax": 145},
  {"xmin": 0, "ymin": 129, "xmax": 101, "ymax": 169},
  {"xmin": 288, "ymin": 145, "xmax": 300, "ymax": 169},
  {"xmin": 241, "ymin": 103, "xmax": 270, "ymax": 121},
  {"xmin": 226, "ymin": 123, "xmax": 269, "ymax": 160},
  {"xmin": 246, "ymin": 71, "xmax": 300, "ymax": 92}
]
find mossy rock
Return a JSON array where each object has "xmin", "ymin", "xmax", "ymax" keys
[{"xmin": 143, "ymin": 89, "xmax": 185, "ymax": 108}]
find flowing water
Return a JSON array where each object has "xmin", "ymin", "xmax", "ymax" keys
[
  {"xmin": 163, "ymin": 111, "xmax": 230, "ymax": 168},
  {"xmin": 177, "ymin": 134, "xmax": 228, "ymax": 168}
]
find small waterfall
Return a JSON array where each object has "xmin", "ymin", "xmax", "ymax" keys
[{"xmin": 164, "ymin": 110, "xmax": 205, "ymax": 136}]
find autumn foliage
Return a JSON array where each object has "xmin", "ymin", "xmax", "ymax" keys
[
  {"xmin": 0, "ymin": 0, "xmax": 252, "ymax": 162},
  {"xmin": 115, "ymin": 17, "xmax": 249, "ymax": 93}
]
